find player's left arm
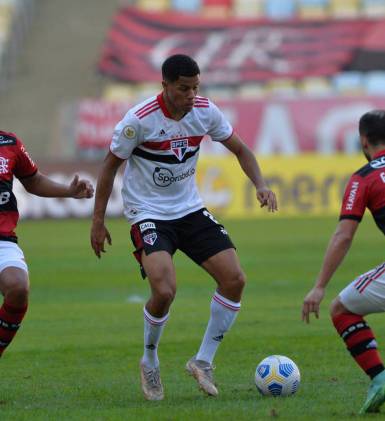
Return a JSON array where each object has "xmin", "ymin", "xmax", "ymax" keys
[
  {"xmin": 20, "ymin": 171, "xmax": 94, "ymax": 199},
  {"xmin": 222, "ymin": 133, "xmax": 277, "ymax": 212},
  {"xmin": 302, "ymin": 218, "xmax": 359, "ymax": 323}
]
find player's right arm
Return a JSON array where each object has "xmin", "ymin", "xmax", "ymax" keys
[
  {"xmin": 302, "ymin": 219, "xmax": 359, "ymax": 323},
  {"xmin": 91, "ymin": 151, "xmax": 124, "ymax": 258},
  {"xmin": 302, "ymin": 173, "xmax": 367, "ymax": 322}
]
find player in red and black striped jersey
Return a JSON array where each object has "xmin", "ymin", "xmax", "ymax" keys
[
  {"xmin": 302, "ymin": 111, "xmax": 385, "ymax": 414},
  {"xmin": 0, "ymin": 130, "xmax": 94, "ymax": 358}
]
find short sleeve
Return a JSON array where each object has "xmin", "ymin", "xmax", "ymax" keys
[
  {"xmin": 207, "ymin": 101, "xmax": 233, "ymax": 142},
  {"xmin": 339, "ymin": 174, "xmax": 368, "ymax": 222},
  {"xmin": 14, "ymin": 139, "xmax": 38, "ymax": 179},
  {"xmin": 110, "ymin": 112, "xmax": 142, "ymax": 159}
]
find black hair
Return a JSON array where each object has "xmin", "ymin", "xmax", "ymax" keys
[
  {"xmin": 359, "ymin": 110, "xmax": 385, "ymax": 146},
  {"xmin": 161, "ymin": 54, "xmax": 200, "ymax": 82}
]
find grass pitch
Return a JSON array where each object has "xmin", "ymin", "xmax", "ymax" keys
[{"xmin": 1, "ymin": 216, "xmax": 384, "ymax": 420}]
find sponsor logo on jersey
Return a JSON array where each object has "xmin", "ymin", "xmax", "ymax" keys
[
  {"xmin": 143, "ymin": 232, "xmax": 157, "ymax": 246},
  {"xmin": 0, "ymin": 136, "xmax": 16, "ymax": 146},
  {"xmin": 153, "ymin": 167, "xmax": 195, "ymax": 187},
  {"xmin": 123, "ymin": 125, "xmax": 136, "ymax": 139},
  {"xmin": 139, "ymin": 222, "xmax": 156, "ymax": 233},
  {"xmin": 345, "ymin": 180, "xmax": 359, "ymax": 210},
  {"xmin": 0, "ymin": 157, "xmax": 9, "ymax": 174},
  {"xmin": 371, "ymin": 156, "xmax": 385, "ymax": 169},
  {"xmin": 170, "ymin": 139, "xmax": 188, "ymax": 161}
]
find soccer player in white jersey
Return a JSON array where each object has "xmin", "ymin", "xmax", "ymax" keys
[{"xmin": 90, "ymin": 54, "xmax": 277, "ymax": 401}]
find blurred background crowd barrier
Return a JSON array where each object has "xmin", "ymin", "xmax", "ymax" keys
[{"xmin": 2, "ymin": 0, "xmax": 385, "ymax": 219}]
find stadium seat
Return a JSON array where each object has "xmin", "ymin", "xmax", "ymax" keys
[
  {"xmin": 202, "ymin": 0, "xmax": 232, "ymax": 17},
  {"xmin": 265, "ymin": 78, "xmax": 298, "ymax": 97},
  {"xmin": 332, "ymin": 72, "xmax": 364, "ymax": 95},
  {"xmin": 265, "ymin": 0, "xmax": 296, "ymax": 20},
  {"xmin": 298, "ymin": 76, "xmax": 333, "ymax": 96},
  {"xmin": 297, "ymin": 0, "xmax": 329, "ymax": 18},
  {"xmin": 238, "ymin": 82, "xmax": 267, "ymax": 98},
  {"xmin": 171, "ymin": 0, "xmax": 201, "ymax": 12},
  {"xmin": 329, "ymin": 0, "xmax": 360, "ymax": 18},
  {"xmin": 364, "ymin": 71, "xmax": 385, "ymax": 95},
  {"xmin": 362, "ymin": 0, "xmax": 385, "ymax": 18},
  {"xmin": 137, "ymin": 0, "xmax": 170, "ymax": 12},
  {"xmin": 232, "ymin": 0, "xmax": 264, "ymax": 18}
]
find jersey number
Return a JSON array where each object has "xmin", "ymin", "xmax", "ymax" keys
[
  {"xmin": 203, "ymin": 210, "xmax": 219, "ymax": 224},
  {"xmin": 0, "ymin": 191, "xmax": 10, "ymax": 205}
]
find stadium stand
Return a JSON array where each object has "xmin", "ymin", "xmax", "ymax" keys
[{"xmin": 0, "ymin": 0, "xmax": 35, "ymax": 91}]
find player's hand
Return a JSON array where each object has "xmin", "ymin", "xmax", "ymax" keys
[
  {"xmin": 69, "ymin": 174, "xmax": 94, "ymax": 199},
  {"xmin": 302, "ymin": 286, "xmax": 325, "ymax": 324},
  {"xmin": 256, "ymin": 187, "xmax": 278, "ymax": 212},
  {"xmin": 90, "ymin": 221, "xmax": 112, "ymax": 258}
]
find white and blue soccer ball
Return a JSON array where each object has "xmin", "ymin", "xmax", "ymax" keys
[{"xmin": 255, "ymin": 355, "xmax": 300, "ymax": 397}]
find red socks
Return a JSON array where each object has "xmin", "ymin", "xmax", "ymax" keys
[
  {"xmin": 332, "ymin": 313, "xmax": 384, "ymax": 379},
  {"xmin": 0, "ymin": 301, "xmax": 28, "ymax": 356}
]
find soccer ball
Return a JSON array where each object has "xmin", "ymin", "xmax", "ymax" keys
[{"xmin": 255, "ymin": 355, "xmax": 300, "ymax": 397}]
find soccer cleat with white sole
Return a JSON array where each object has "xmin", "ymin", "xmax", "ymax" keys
[
  {"xmin": 140, "ymin": 362, "xmax": 164, "ymax": 401},
  {"xmin": 186, "ymin": 357, "xmax": 218, "ymax": 397},
  {"xmin": 359, "ymin": 381, "xmax": 385, "ymax": 414}
]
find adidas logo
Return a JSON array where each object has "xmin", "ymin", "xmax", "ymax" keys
[
  {"xmin": 145, "ymin": 344, "xmax": 156, "ymax": 350},
  {"xmin": 159, "ymin": 129, "xmax": 166, "ymax": 136}
]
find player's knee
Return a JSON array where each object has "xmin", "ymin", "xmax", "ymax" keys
[
  {"xmin": 5, "ymin": 278, "xmax": 29, "ymax": 304},
  {"xmin": 154, "ymin": 285, "xmax": 176, "ymax": 306},
  {"xmin": 230, "ymin": 270, "xmax": 246, "ymax": 292}
]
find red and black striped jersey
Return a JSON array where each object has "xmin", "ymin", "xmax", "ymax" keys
[
  {"xmin": 340, "ymin": 149, "xmax": 385, "ymax": 235},
  {"xmin": 0, "ymin": 131, "xmax": 37, "ymax": 242}
]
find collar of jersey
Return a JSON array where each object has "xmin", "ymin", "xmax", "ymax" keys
[{"xmin": 373, "ymin": 149, "xmax": 385, "ymax": 159}]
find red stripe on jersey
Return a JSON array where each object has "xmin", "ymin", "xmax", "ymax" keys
[
  {"xmin": 135, "ymin": 99, "xmax": 158, "ymax": 116},
  {"xmin": 136, "ymin": 104, "xmax": 160, "ymax": 118},
  {"xmin": 137, "ymin": 106, "xmax": 160, "ymax": 120},
  {"xmin": 142, "ymin": 136, "xmax": 204, "ymax": 150},
  {"xmin": 194, "ymin": 105, "xmax": 209, "ymax": 108},
  {"xmin": 195, "ymin": 100, "xmax": 209, "ymax": 104},
  {"xmin": 196, "ymin": 96, "xmax": 208, "ymax": 101}
]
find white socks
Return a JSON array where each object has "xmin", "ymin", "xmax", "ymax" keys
[
  {"xmin": 142, "ymin": 307, "xmax": 169, "ymax": 369},
  {"xmin": 196, "ymin": 291, "xmax": 241, "ymax": 364}
]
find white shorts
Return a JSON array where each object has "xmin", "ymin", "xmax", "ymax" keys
[
  {"xmin": 0, "ymin": 241, "xmax": 28, "ymax": 274},
  {"xmin": 339, "ymin": 262, "xmax": 385, "ymax": 315}
]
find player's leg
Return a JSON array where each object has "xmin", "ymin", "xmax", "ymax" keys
[
  {"xmin": 139, "ymin": 250, "xmax": 176, "ymax": 401},
  {"xmin": 186, "ymin": 249, "xmax": 245, "ymax": 396},
  {"xmin": 330, "ymin": 263, "xmax": 385, "ymax": 413},
  {"xmin": 0, "ymin": 242, "xmax": 29, "ymax": 356},
  {"xmin": 130, "ymin": 221, "xmax": 178, "ymax": 401},
  {"xmin": 179, "ymin": 209, "xmax": 245, "ymax": 396}
]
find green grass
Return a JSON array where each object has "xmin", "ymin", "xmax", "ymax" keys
[{"xmin": 1, "ymin": 216, "xmax": 384, "ymax": 420}]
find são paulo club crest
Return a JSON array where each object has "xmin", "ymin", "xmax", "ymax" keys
[{"xmin": 170, "ymin": 139, "xmax": 188, "ymax": 161}]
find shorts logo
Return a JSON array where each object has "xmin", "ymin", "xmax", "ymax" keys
[
  {"xmin": 153, "ymin": 167, "xmax": 195, "ymax": 187},
  {"xmin": 123, "ymin": 125, "xmax": 136, "ymax": 139},
  {"xmin": 171, "ymin": 139, "xmax": 188, "ymax": 161},
  {"xmin": 0, "ymin": 157, "xmax": 9, "ymax": 174},
  {"xmin": 139, "ymin": 222, "xmax": 156, "ymax": 233},
  {"xmin": 143, "ymin": 232, "xmax": 157, "ymax": 246}
]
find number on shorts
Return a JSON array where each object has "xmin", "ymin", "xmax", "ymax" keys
[
  {"xmin": 203, "ymin": 210, "xmax": 219, "ymax": 225},
  {"xmin": 0, "ymin": 191, "xmax": 10, "ymax": 205}
]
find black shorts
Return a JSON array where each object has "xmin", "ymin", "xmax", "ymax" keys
[{"xmin": 130, "ymin": 208, "xmax": 235, "ymax": 276}]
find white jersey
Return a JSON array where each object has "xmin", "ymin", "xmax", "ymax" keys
[{"xmin": 110, "ymin": 93, "xmax": 233, "ymax": 224}]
